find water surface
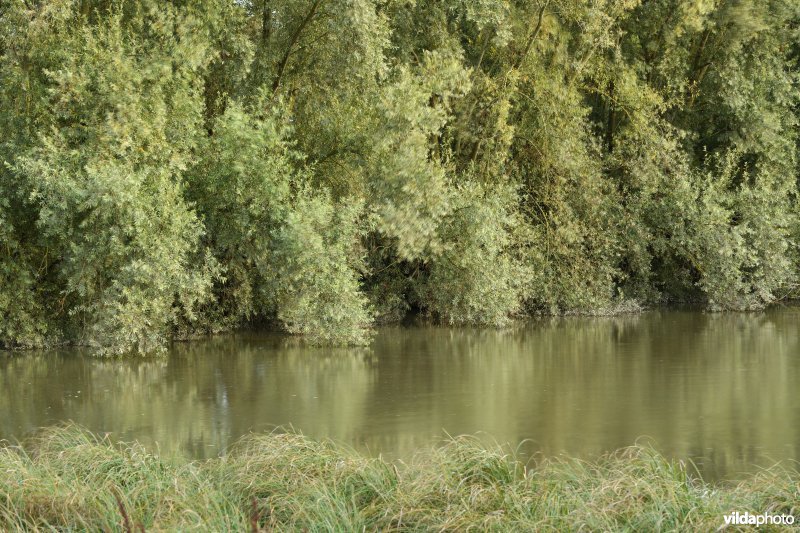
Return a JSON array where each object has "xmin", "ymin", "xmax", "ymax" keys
[{"xmin": 2, "ymin": 309, "xmax": 799, "ymax": 481}]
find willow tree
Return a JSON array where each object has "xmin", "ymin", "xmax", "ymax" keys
[
  {"xmin": 1, "ymin": 0, "xmax": 798, "ymax": 354},
  {"xmin": 0, "ymin": 0, "xmax": 219, "ymax": 353}
]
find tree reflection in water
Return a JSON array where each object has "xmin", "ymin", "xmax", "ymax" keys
[{"xmin": 1, "ymin": 309, "xmax": 798, "ymax": 481}]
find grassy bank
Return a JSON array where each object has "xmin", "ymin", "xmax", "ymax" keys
[{"xmin": 0, "ymin": 427, "xmax": 797, "ymax": 531}]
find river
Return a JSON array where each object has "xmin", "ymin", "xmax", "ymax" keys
[{"xmin": 1, "ymin": 309, "xmax": 799, "ymax": 481}]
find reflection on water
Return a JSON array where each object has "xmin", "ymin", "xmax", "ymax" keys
[{"xmin": 1, "ymin": 309, "xmax": 799, "ymax": 480}]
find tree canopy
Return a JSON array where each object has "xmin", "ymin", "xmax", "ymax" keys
[{"xmin": 1, "ymin": 0, "xmax": 798, "ymax": 353}]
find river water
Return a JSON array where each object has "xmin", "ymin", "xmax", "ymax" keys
[{"xmin": 2, "ymin": 309, "xmax": 799, "ymax": 481}]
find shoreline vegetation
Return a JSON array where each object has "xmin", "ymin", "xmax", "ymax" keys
[
  {"xmin": 2, "ymin": 1, "xmax": 799, "ymax": 355},
  {"xmin": 0, "ymin": 427, "xmax": 797, "ymax": 532}
]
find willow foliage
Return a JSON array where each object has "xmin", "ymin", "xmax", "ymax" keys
[{"xmin": 1, "ymin": 0, "xmax": 798, "ymax": 353}]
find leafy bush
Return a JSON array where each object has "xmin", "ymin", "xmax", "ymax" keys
[
  {"xmin": 0, "ymin": 0, "xmax": 798, "ymax": 352},
  {"xmin": 416, "ymin": 181, "xmax": 531, "ymax": 326}
]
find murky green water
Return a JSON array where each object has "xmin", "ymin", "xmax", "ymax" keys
[{"xmin": 2, "ymin": 310, "xmax": 799, "ymax": 480}]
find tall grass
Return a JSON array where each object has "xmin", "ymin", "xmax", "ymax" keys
[{"xmin": 0, "ymin": 425, "xmax": 797, "ymax": 531}]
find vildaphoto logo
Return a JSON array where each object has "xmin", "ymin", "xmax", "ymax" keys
[{"xmin": 722, "ymin": 511, "xmax": 795, "ymax": 527}]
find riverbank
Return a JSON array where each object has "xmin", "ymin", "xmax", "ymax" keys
[{"xmin": 1, "ymin": 427, "xmax": 796, "ymax": 531}]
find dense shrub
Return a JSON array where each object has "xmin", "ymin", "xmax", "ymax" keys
[{"xmin": 0, "ymin": 0, "xmax": 798, "ymax": 352}]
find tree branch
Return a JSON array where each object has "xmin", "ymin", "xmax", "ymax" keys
[
  {"xmin": 513, "ymin": 1, "xmax": 549, "ymax": 71},
  {"xmin": 272, "ymin": 0, "xmax": 323, "ymax": 95}
]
